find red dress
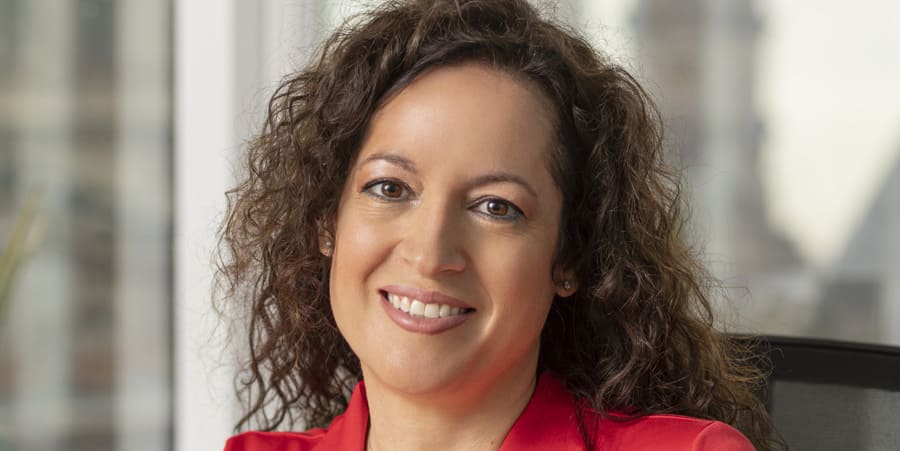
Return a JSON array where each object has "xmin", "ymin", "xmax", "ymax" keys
[{"xmin": 224, "ymin": 373, "xmax": 755, "ymax": 450}]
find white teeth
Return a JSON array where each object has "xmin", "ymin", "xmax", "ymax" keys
[
  {"xmin": 409, "ymin": 300, "xmax": 425, "ymax": 316},
  {"xmin": 423, "ymin": 303, "xmax": 440, "ymax": 318},
  {"xmin": 385, "ymin": 293, "xmax": 468, "ymax": 318}
]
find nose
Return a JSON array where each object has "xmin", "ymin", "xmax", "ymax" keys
[{"xmin": 396, "ymin": 199, "xmax": 467, "ymax": 276}]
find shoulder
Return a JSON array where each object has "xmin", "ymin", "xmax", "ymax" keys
[
  {"xmin": 223, "ymin": 429, "xmax": 327, "ymax": 451},
  {"xmin": 598, "ymin": 413, "xmax": 755, "ymax": 451},
  {"xmin": 506, "ymin": 373, "xmax": 754, "ymax": 450},
  {"xmin": 224, "ymin": 380, "xmax": 370, "ymax": 451}
]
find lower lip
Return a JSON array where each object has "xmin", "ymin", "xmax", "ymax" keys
[{"xmin": 379, "ymin": 294, "xmax": 472, "ymax": 335}]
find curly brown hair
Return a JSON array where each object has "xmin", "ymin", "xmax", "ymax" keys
[{"xmin": 217, "ymin": 0, "xmax": 784, "ymax": 449}]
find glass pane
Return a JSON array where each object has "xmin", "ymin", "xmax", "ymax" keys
[
  {"xmin": 0, "ymin": 0, "xmax": 173, "ymax": 450},
  {"xmin": 568, "ymin": 0, "xmax": 900, "ymax": 346}
]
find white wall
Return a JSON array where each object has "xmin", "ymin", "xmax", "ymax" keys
[
  {"xmin": 174, "ymin": 0, "xmax": 239, "ymax": 449},
  {"xmin": 174, "ymin": 1, "xmax": 321, "ymax": 450}
]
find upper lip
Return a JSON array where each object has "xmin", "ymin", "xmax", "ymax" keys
[{"xmin": 379, "ymin": 284, "xmax": 475, "ymax": 310}]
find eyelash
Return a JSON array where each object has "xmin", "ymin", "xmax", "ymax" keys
[{"xmin": 361, "ymin": 179, "xmax": 525, "ymax": 222}]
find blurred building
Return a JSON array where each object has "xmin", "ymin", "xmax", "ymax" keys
[
  {"xmin": 0, "ymin": 1, "xmax": 171, "ymax": 450},
  {"xmin": 630, "ymin": 0, "xmax": 899, "ymax": 345},
  {"xmin": 632, "ymin": 0, "xmax": 802, "ymax": 276},
  {"xmin": 629, "ymin": 0, "xmax": 847, "ymax": 339},
  {"xmin": 827, "ymin": 148, "xmax": 900, "ymax": 343}
]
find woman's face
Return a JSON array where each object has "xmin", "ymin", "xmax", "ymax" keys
[{"xmin": 329, "ymin": 63, "xmax": 568, "ymax": 399}]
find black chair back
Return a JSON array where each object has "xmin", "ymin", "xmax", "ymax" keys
[{"xmin": 753, "ymin": 336, "xmax": 900, "ymax": 451}]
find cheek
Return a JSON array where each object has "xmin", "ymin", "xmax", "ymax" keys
[
  {"xmin": 479, "ymin": 236, "xmax": 557, "ymax": 318},
  {"xmin": 329, "ymin": 204, "xmax": 391, "ymax": 323},
  {"xmin": 332, "ymin": 198, "xmax": 396, "ymax": 265},
  {"xmin": 335, "ymin": 216, "xmax": 382, "ymax": 258}
]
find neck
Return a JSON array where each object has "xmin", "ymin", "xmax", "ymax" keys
[{"xmin": 363, "ymin": 364, "xmax": 539, "ymax": 451}]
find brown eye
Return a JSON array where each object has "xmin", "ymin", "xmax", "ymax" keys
[
  {"xmin": 380, "ymin": 182, "xmax": 404, "ymax": 198},
  {"xmin": 486, "ymin": 200, "xmax": 509, "ymax": 216},
  {"xmin": 474, "ymin": 198, "xmax": 523, "ymax": 222},
  {"xmin": 363, "ymin": 180, "xmax": 409, "ymax": 201}
]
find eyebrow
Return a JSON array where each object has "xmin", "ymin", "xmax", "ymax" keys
[
  {"xmin": 360, "ymin": 152, "xmax": 538, "ymax": 198},
  {"xmin": 360, "ymin": 152, "xmax": 417, "ymax": 173},
  {"xmin": 469, "ymin": 172, "xmax": 538, "ymax": 198}
]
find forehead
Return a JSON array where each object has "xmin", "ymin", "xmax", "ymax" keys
[{"xmin": 358, "ymin": 63, "xmax": 558, "ymax": 176}]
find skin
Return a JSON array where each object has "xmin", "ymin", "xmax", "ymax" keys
[{"xmin": 328, "ymin": 63, "xmax": 575, "ymax": 451}]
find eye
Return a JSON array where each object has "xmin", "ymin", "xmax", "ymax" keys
[
  {"xmin": 363, "ymin": 179, "xmax": 410, "ymax": 201},
  {"xmin": 485, "ymin": 199, "xmax": 509, "ymax": 216},
  {"xmin": 473, "ymin": 198, "xmax": 524, "ymax": 221}
]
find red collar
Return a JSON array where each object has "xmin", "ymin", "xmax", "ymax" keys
[
  {"xmin": 226, "ymin": 372, "xmax": 754, "ymax": 450},
  {"xmin": 311, "ymin": 372, "xmax": 583, "ymax": 450}
]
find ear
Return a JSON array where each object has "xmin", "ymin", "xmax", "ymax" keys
[
  {"xmin": 553, "ymin": 267, "xmax": 577, "ymax": 298},
  {"xmin": 317, "ymin": 218, "xmax": 334, "ymax": 257}
]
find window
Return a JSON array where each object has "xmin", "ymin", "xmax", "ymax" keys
[
  {"xmin": 0, "ymin": 1, "xmax": 172, "ymax": 450},
  {"xmin": 568, "ymin": 0, "xmax": 900, "ymax": 347}
]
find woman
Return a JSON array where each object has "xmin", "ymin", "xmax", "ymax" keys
[{"xmin": 219, "ymin": 0, "xmax": 784, "ymax": 449}]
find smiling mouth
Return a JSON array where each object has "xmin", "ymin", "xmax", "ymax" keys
[{"xmin": 380, "ymin": 291, "xmax": 475, "ymax": 319}]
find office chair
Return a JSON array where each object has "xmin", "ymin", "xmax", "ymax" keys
[{"xmin": 749, "ymin": 335, "xmax": 900, "ymax": 451}]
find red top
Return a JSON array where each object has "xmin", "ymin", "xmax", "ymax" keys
[{"xmin": 224, "ymin": 373, "xmax": 755, "ymax": 450}]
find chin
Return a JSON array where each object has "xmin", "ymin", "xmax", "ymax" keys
[{"xmin": 363, "ymin": 351, "xmax": 478, "ymax": 396}]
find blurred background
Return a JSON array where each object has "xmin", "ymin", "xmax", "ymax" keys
[{"xmin": 0, "ymin": 0, "xmax": 898, "ymax": 450}]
